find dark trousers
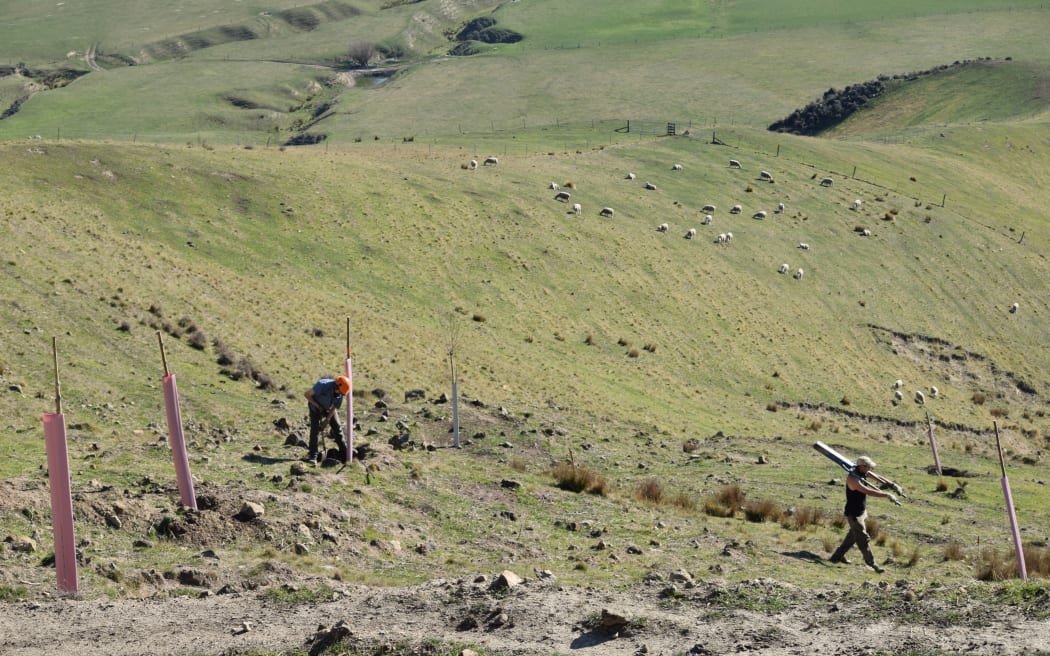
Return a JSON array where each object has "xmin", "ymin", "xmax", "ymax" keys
[
  {"xmin": 308, "ymin": 406, "xmax": 346, "ymax": 458},
  {"xmin": 831, "ymin": 512, "xmax": 877, "ymax": 567}
]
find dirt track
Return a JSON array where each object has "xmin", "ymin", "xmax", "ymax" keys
[{"xmin": 3, "ymin": 576, "xmax": 1050, "ymax": 655}]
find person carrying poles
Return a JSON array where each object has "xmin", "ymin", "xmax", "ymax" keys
[
  {"xmin": 304, "ymin": 375, "xmax": 350, "ymax": 464},
  {"xmin": 829, "ymin": 455, "xmax": 899, "ymax": 573}
]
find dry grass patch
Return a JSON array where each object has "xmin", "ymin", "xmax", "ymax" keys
[{"xmin": 551, "ymin": 462, "xmax": 608, "ymax": 496}]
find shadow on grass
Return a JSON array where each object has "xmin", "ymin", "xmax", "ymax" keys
[
  {"xmin": 241, "ymin": 453, "xmax": 296, "ymax": 465},
  {"xmin": 570, "ymin": 629, "xmax": 617, "ymax": 649},
  {"xmin": 780, "ymin": 550, "xmax": 829, "ymax": 565}
]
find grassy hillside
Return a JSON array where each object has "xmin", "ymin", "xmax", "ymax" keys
[{"xmin": 3, "ymin": 0, "xmax": 1050, "ymax": 626}]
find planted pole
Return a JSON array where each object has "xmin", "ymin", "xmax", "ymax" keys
[
  {"xmin": 345, "ymin": 317, "xmax": 354, "ymax": 463},
  {"xmin": 42, "ymin": 337, "xmax": 78, "ymax": 594},
  {"xmin": 994, "ymin": 421, "xmax": 1027, "ymax": 581},
  {"xmin": 447, "ymin": 312, "xmax": 461, "ymax": 449},
  {"xmin": 925, "ymin": 411, "xmax": 943, "ymax": 476},
  {"xmin": 159, "ymin": 332, "xmax": 197, "ymax": 510}
]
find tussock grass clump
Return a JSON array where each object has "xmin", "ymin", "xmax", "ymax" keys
[
  {"xmin": 943, "ymin": 541, "xmax": 966, "ymax": 561},
  {"xmin": 636, "ymin": 478, "xmax": 664, "ymax": 504},
  {"xmin": 704, "ymin": 484, "xmax": 744, "ymax": 517},
  {"xmin": 552, "ymin": 462, "xmax": 608, "ymax": 496},
  {"xmin": 782, "ymin": 506, "xmax": 825, "ymax": 531},
  {"xmin": 972, "ymin": 391, "xmax": 987, "ymax": 405},
  {"xmin": 744, "ymin": 498, "xmax": 783, "ymax": 523}
]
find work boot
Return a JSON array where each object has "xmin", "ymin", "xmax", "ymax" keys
[
  {"xmin": 870, "ymin": 564, "xmax": 885, "ymax": 574},
  {"xmin": 303, "ymin": 452, "xmax": 319, "ymax": 464},
  {"xmin": 830, "ymin": 556, "xmax": 852, "ymax": 565}
]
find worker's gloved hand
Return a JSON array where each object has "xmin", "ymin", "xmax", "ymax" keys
[{"xmin": 887, "ymin": 494, "xmax": 901, "ymax": 506}]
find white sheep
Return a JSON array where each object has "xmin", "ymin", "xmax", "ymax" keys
[
  {"xmin": 701, "ymin": 214, "xmax": 712, "ymax": 225},
  {"xmin": 752, "ymin": 210, "xmax": 768, "ymax": 220},
  {"xmin": 685, "ymin": 228, "xmax": 697, "ymax": 239},
  {"xmin": 702, "ymin": 204, "xmax": 717, "ymax": 213},
  {"xmin": 820, "ymin": 177, "xmax": 833, "ymax": 187},
  {"xmin": 892, "ymin": 379, "xmax": 903, "ymax": 389},
  {"xmin": 626, "ymin": 172, "xmax": 636, "ymax": 180},
  {"xmin": 483, "ymin": 156, "xmax": 499, "ymax": 166},
  {"xmin": 852, "ymin": 199, "xmax": 862, "ymax": 211},
  {"xmin": 1010, "ymin": 302, "xmax": 1019, "ymax": 314},
  {"xmin": 599, "ymin": 207, "xmax": 615, "ymax": 217},
  {"xmin": 644, "ymin": 182, "xmax": 657, "ymax": 190},
  {"xmin": 672, "ymin": 163, "xmax": 683, "ymax": 170},
  {"xmin": 716, "ymin": 233, "xmax": 726, "ymax": 244},
  {"xmin": 778, "ymin": 263, "xmax": 789, "ymax": 274},
  {"xmin": 860, "ymin": 228, "xmax": 872, "ymax": 237},
  {"xmin": 775, "ymin": 202, "xmax": 785, "ymax": 214},
  {"xmin": 759, "ymin": 170, "xmax": 773, "ymax": 181},
  {"xmin": 656, "ymin": 223, "xmax": 669, "ymax": 233},
  {"xmin": 798, "ymin": 242, "xmax": 810, "ymax": 250},
  {"xmin": 930, "ymin": 386, "xmax": 939, "ymax": 398},
  {"xmin": 549, "ymin": 182, "xmax": 559, "ymax": 190},
  {"xmin": 794, "ymin": 267, "xmax": 804, "ymax": 280},
  {"xmin": 915, "ymin": 390, "xmax": 926, "ymax": 404},
  {"xmin": 572, "ymin": 203, "xmax": 582, "ymax": 216},
  {"xmin": 729, "ymin": 159, "xmax": 742, "ymax": 169},
  {"xmin": 729, "ymin": 204, "xmax": 742, "ymax": 214},
  {"xmin": 554, "ymin": 191, "xmax": 571, "ymax": 202},
  {"xmin": 469, "ymin": 159, "xmax": 478, "ymax": 170},
  {"xmin": 725, "ymin": 231, "xmax": 733, "ymax": 243},
  {"xmin": 894, "ymin": 390, "xmax": 904, "ymax": 401}
]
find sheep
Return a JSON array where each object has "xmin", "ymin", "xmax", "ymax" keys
[
  {"xmin": 701, "ymin": 214, "xmax": 712, "ymax": 225},
  {"xmin": 729, "ymin": 159, "xmax": 742, "ymax": 169},
  {"xmin": 775, "ymin": 202, "xmax": 785, "ymax": 214},
  {"xmin": 599, "ymin": 207, "xmax": 615, "ymax": 217},
  {"xmin": 469, "ymin": 159, "xmax": 478, "ymax": 170},
  {"xmin": 572, "ymin": 203, "xmax": 582, "ymax": 216},
  {"xmin": 644, "ymin": 182, "xmax": 657, "ymax": 190},
  {"xmin": 798, "ymin": 242, "xmax": 810, "ymax": 250},
  {"xmin": 729, "ymin": 204, "xmax": 742, "ymax": 214},
  {"xmin": 915, "ymin": 390, "xmax": 926, "ymax": 404},
  {"xmin": 685, "ymin": 228, "xmax": 697, "ymax": 239},
  {"xmin": 859, "ymin": 228, "xmax": 872, "ymax": 237},
  {"xmin": 930, "ymin": 386, "xmax": 939, "ymax": 398},
  {"xmin": 656, "ymin": 223, "xmax": 669, "ymax": 233},
  {"xmin": 820, "ymin": 177, "xmax": 834, "ymax": 187},
  {"xmin": 716, "ymin": 233, "xmax": 727, "ymax": 244},
  {"xmin": 725, "ymin": 231, "xmax": 733, "ymax": 243},
  {"xmin": 794, "ymin": 267, "xmax": 804, "ymax": 280},
  {"xmin": 894, "ymin": 390, "xmax": 904, "ymax": 401},
  {"xmin": 554, "ymin": 191, "xmax": 571, "ymax": 202},
  {"xmin": 672, "ymin": 163, "xmax": 684, "ymax": 170},
  {"xmin": 1010, "ymin": 302, "xmax": 1019, "ymax": 314},
  {"xmin": 702, "ymin": 204, "xmax": 717, "ymax": 213},
  {"xmin": 892, "ymin": 379, "xmax": 903, "ymax": 389},
  {"xmin": 852, "ymin": 199, "xmax": 862, "ymax": 211},
  {"xmin": 752, "ymin": 210, "xmax": 767, "ymax": 220},
  {"xmin": 549, "ymin": 182, "xmax": 559, "ymax": 190},
  {"xmin": 759, "ymin": 170, "xmax": 773, "ymax": 181},
  {"xmin": 626, "ymin": 172, "xmax": 636, "ymax": 180},
  {"xmin": 778, "ymin": 263, "xmax": 789, "ymax": 274},
  {"xmin": 483, "ymin": 156, "xmax": 499, "ymax": 166}
]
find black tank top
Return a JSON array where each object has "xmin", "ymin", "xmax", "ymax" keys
[{"xmin": 844, "ymin": 471, "xmax": 867, "ymax": 517}]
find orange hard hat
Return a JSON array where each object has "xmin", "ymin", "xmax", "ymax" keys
[{"xmin": 335, "ymin": 375, "xmax": 350, "ymax": 395}]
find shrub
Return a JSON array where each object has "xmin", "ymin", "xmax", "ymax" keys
[
  {"xmin": 785, "ymin": 506, "xmax": 825, "ymax": 531},
  {"xmin": 971, "ymin": 391, "xmax": 987, "ymax": 405},
  {"xmin": 187, "ymin": 330, "xmax": 207, "ymax": 351},
  {"xmin": 670, "ymin": 492, "xmax": 696, "ymax": 511},
  {"xmin": 705, "ymin": 484, "xmax": 744, "ymax": 517},
  {"xmin": 939, "ymin": 541, "xmax": 962, "ymax": 564}
]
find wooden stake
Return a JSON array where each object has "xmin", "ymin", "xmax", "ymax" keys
[
  {"xmin": 157, "ymin": 331, "xmax": 169, "ymax": 376},
  {"xmin": 51, "ymin": 336, "xmax": 62, "ymax": 415}
]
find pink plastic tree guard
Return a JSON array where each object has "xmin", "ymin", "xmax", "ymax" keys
[
  {"xmin": 43, "ymin": 412, "xmax": 78, "ymax": 593},
  {"xmin": 345, "ymin": 356, "xmax": 354, "ymax": 463},
  {"xmin": 163, "ymin": 373, "xmax": 198, "ymax": 510}
]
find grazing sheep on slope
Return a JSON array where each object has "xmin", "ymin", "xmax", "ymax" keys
[
  {"xmin": 1010, "ymin": 302, "xmax": 1019, "ymax": 313},
  {"xmin": 930, "ymin": 386, "xmax": 939, "ymax": 398},
  {"xmin": 894, "ymin": 390, "xmax": 904, "ymax": 401},
  {"xmin": 760, "ymin": 170, "xmax": 773, "ymax": 181},
  {"xmin": 656, "ymin": 223, "xmax": 669, "ymax": 232},
  {"xmin": 893, "ymin": 379, "xmax": 903, "ymax": 389},
  {"xmin": 798, "ymin": 242, "xmax": 810, "ymax": 250},
  {"xmin": 483, "ymin": 156, "xmax": 499, "ymax": 166},
  {"xmin": 820, "ymin": 177, "xmax": 834, "ymax": 187},
  {"xmin": 549, "ymin": 182, "xmax": 559, "ymax": 190},
  {"xmin": 779, "ymin": 263, "xmax": 789, "ymax": 274},
  {"xmin": 644, "ymin": 182, "xmax": 657, "ymax": 190},
  {"xmin": 725, "ymin": 231, "xmax": 733, "ymax": 243},
  {"xmin": 852, "ymin": 199, "xmax": 862, "ymax": 211},
  {"xmin": 775, "ymin": 202, "xmax": 785, "ymax": 214},
  {"xmin": 572, "ymin": 203, "xmax": 582, "ymax": 216},
  {"xmin": 685, "ymin": 228, "xmax": 697, "ymax": 239},
  {"xmin": 729, "ymin": 159, "xmax": 742, "ymax": 169},
  {"xmin": 753, "ymin": 210, "xmax": 767, "ymax": 220},
  {"xmin": 794, "ymin": 268, "xmax": 804, "ymax": 280},
  {"xmin": 599, "ymin": 207, "xmax": 615, "ymax": 217},
  {"xmin": 702, "ymin": 214, "xmax": 712, "ymax": 225},
  {"xmin": 626, "ymin": 172, "xmax": 636, "ymax": 180},
  {"xmin": 702, "ymin": 204, "xmax": 717, "ymax": 213},
  {"xmin": 730, "ymin": 204, "xmax": 742, "ymax": 214},
  {"xmin": 672, "ymin": 163, "xmax": 683, "ymax": 170},
  {"xmin": 915, "ymin": 390, "xmax": 926, "ymax": 404},
  {"xmin": 469, "ymin": 159, "xmax": 478, "ymax": 170},
  {"xmin": 554, "ymin": 191, "xmax": 571, "ymax": 202}
]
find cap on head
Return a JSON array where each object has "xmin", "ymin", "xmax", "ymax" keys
[
  {"xmin": 335, "ymin": 375, "xmax": 350, "ymax": 395},
  {"xmin": 855, "ymin": 456, "xmax": 876, "ymax": 469}
]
